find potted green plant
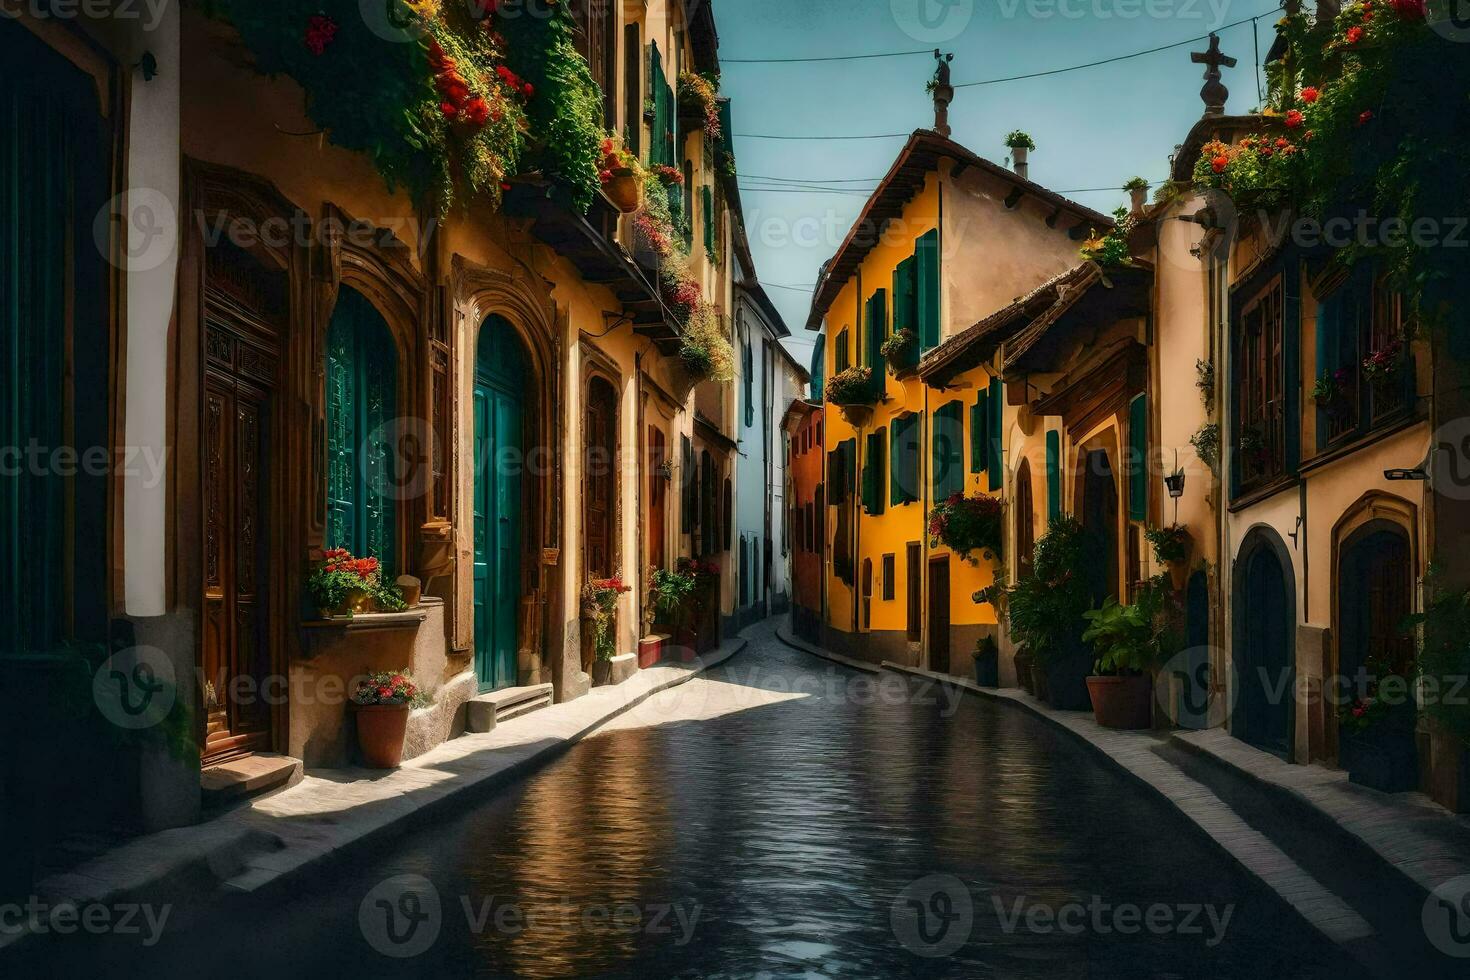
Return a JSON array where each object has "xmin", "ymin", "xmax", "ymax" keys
[
  {"xmin": 973, "ymin": 634, "xmax": 1000, "ymax": 688},
  {"xmin": 990, "ymin": 515, "xmax": 1093, "ymax": 709},
  {"xmin": 1004, "ymin": 129, "xmax": 1035, "ymax": 175},
  {"xmin": 1145, "ymin": 523, "xmax": 1194, "ymax": 591},
  {"xmin": 351, "ymin": 669, "xmax": 430, "ymax": 768},
  {"xmin": 880, "ymin": 328, "xmax": 917, "ymax": 373},
  {"xmin": 1081, "ymin": 593, "xmax": 1165, "ymax": 730},
  {"xmin": 307, "ymin": 548, "xmax": 392, "ymax": 618},
  {"xmin": 825, "ymin": 366, "xmax": 879, "ymax": 425}
]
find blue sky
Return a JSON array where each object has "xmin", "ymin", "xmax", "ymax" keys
[{"xmin": 716, "ymin": 0, "xmax": 1281, "ymax": 364}]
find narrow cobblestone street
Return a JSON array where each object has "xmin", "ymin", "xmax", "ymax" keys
[{"xmin": 13, "ymin": 621, "xmax": 1366, "ymax": 978}]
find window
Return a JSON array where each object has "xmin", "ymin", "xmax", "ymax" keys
[
  {"xmin": 882, "ymin": 554, "xmax": 896, "ymax": 601},
  {"xmin": 703, "ymin": 184, "xmax": 717, "ymax": 259},
  {"xmin": 623, "ymin": 24, "xmax": 641, "ymax": 155},
  {"xmin": 1128, "ymin": 393, "xmax": 1147, "ymax": 522},
  {"xmin": 743, "ymin": 332, "xmax": 754, "ymax": 428},
  {"xmin": 932, "ymin": 402, "xmax": 964, "ymax": 501},
  {"xmin": 835, "ymin": 329, "xmax": 850, "ymax": 373},
  {"xmin": 682, "ymin": 160, "xmax": 694, "ymax": 247},
  {"xmin": 890, "ymin": 412, "xmax": 920, "ymax": 505},
  {"xmin": 861, "ymin": 558, "xmax": 873, "ymax": 629},
  {"xmin": 1235, "ymin": 276, "xmax": 1287, "ymax": 491},
  {"xmin": 572, "ymin": 0, "xmax": 616, "ymax": 127},
  {"xmin": 986, "ymin": 378, "xmax": 1003, "ymax": 491},
  {"xmin": 647, "ymin": 43, "xmax": 675, "ymax": 168},
  {"xmin": 1015, "ymin": 459, "xmax": 1036, "ymax": 576},
  {"xmin": 326, "ymin": 287, "xmax": 399, "ymax": 572},
  {"xmin": 1046, "ymin": 429, "xmax": 1062, "ymax": 522},
  {"xmin": 1315, "ymin": 265, "xmax": 1410, "ymax": 450},
  {"xmin": 893, "ymin": 256, "xmax": 917, "ymax": 338},
  {"xmin": 862, "ymin": 428, "xmax": 887, "ymax": 516}
]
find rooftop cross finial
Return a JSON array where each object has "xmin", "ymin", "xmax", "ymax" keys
[
  {"xmin": 931, "ymin": 49, "xmax": 955, "ymax": 138},
  {"xmin": 1190, "ymin": 33, "xmax": 1237, "ymax": 116}
]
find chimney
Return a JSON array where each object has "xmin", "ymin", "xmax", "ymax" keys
[
  {"xmin": 931, "ymin": 50, "xmax": 954, "ymax": 138},
  {"xmin": 1013, "ymin": 146, "xmax": 1028, "ymax": 180}
]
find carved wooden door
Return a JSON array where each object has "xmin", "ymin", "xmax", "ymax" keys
[{"xmin": 202, "ymin": 309, "xmax": 278, "ymax": 764}]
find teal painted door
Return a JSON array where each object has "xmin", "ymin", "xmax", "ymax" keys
[
  {"xmin": 325, "ymin": 288, "xmax": 397, "ymax": 571},
  {"xmin": 474, "ymin": 320, "xmax": 526, "ymax": 692}
]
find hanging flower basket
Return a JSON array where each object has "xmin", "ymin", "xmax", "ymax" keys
[
  {"xmin": 1145, "ymin": 524, "xmax": 1194, "ymax": 591},
  {"xmin": 928, "ymin": 493, "xmax": 1004, "ymax": 562},
  {"xmin": 880, "ymin": 329, "xmax": 918, "ymax": 373}
]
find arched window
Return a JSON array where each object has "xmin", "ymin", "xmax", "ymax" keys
[
  {"xmin": 1015, "ymin": 458, "xmax": 1035, "ymax": 577},
  {"xmin": 326, "ymin": 286, "xmax": 398, "ymax": 571}
]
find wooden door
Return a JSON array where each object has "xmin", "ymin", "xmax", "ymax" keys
[
  {"xmin": 1237, "ymin": 543, "xmax": 1292, "ymax": 756},
  {"xmin": 474, "ymin": 322, "xmax": 526, "ymax": 692},
  {"xmin": 201, "ymin": 313, "xmax": 279, "ymax": 764},
  {"xmin": 928, "ymin": 556, "xmax": 950, "ymax": 673},
  {"xmin": 906, "ymin": 543, "xmax": 922, "ymax": 641},
  {"xmin": 648, "ymin": 426, "xmax": 667, "ymax": 569},
  {"xmin": 584, "ymin": 377, "xmax": 616, "ymax": 579}
]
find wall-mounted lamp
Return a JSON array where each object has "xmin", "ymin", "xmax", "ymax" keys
[{"xmin": 1163, "ymin": 451, "xmax": 1186, "ymax": 524}]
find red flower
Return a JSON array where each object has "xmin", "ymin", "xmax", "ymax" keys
[
  {"xmin": 1284, "ymin": 109, "xmax": 1304, "ymax": 129},
  {"xmin": 601, "ymin": 138, "xmax": 615, "ymax": 156},
  {"xmin": 1357, "ymin": 109, "xmax": 1374, "ymax": 126},
  {"xmin": 440, "ymin": 101, "xmax": 459, "ymax": 119},
  {"xmin": 377, "ymin": 686, "xmax": 392, "ymax": 698},
  {"xmin": 1345, "ymin": 25, "xmax": 1364, "ymax": 43},
  {"xmin": 1275, "ymin": 137, "xmax": 1289, "ymax": 149},
  {"xmin": 463, "ymin": 96, "xmax": 491, "ymax": 127},
  {"xmin": 1301, "ymin": 86, "xmax": 1320, "ymax": 104},
  {"xmin": 1210, "ymin": 155, "xmax": 1229, "ymax": 174},
  {"xmin": 1389, "ymin": 0, "xmax": 1426, "ymax": 18},
  {"xmin": 304, "ymin": 15, "xmax": 338, "ymax": 57},
  {"xmin": 521, "ymin": 82, "xmax": 535, "ymax": 99}
]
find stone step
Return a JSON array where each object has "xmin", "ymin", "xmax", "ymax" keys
[
  {"xmin": 464, "ymin": 683, "xmax": 555, "ymax": 733},
  {"xmin": 201, "ymin": 753, "xmax": 303, "ymax": 807}
]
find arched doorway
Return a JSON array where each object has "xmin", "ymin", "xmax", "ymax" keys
[
  {"xmin": 1337, "ymin": 519, "xmax": 1415, "ymax": 781},
  {"xmin": 474, "ymin": 317, "xmax": 528, "ymax": 692},
  {"xmin": 583, "ymin": 375, "xmax": 618, "ymax": 580},
  {"xmin": 325, "ymin": 286, "xmax": 399, "ymax": 573},
  {"xmin": 1080, "ymin": 449, "xmax": 1119, "ymax": 604},
  {"xmin": 1233, "ymin": 530, "xmax": 1295, "ymax": 757}
]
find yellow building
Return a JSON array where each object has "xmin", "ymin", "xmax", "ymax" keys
[{"xmin": 807, "ymin": 104, "xmax": 1110, "ymax": 673}]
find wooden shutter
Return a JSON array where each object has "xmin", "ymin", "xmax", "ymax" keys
[
  {"xmin": 932, "ymin": 402, "xmax": 963, "ymax": 501},
  {"xmin": 835, "ymin": 329, "xmax": 850, "ymax": 372},
  {"xmin": 988, "ymin": 377, "xmax": 1004, "ymax": 491},
  {"xmin": 916, "ymin": 229, "xmax": 940, "ymax": 351},
  {"xmin": 702, "ymin": 184, "xmax": 715, "ymax": 256},
  {"xmin": 866, "ymin": 288, "xmax": 887, "ymax": 371},
  {"xmin": 863, "ymin": 429, "xmax": 886, "ymax": 516},
  {"xmin": 623, "ymin": 24, "xmax": 641, "ymax": 155},
  {"xmin": 891, "ymin": 413, "xmax": 918, "ymax": 505},
  {"xmin": 970, "ymin": 392, "xmax": 987, "ymax": 474},
  {"xmin": 1046, "ymin": 429, "xmax": 1061, "ymax": 523},
  {"xmin": 648, "ymin": 43, "xmax": 674, "ymax": 168},
  {"xmin": 681, "ymin": 435, "xmax": 694, "ymax": 532},
  {"xmin": 1128, "ymin": 393, "xmax": 1148, "ymax": 521},
  {"xmin": 893, "ymin": 256, "xmax": 917, "ymax": 336}
]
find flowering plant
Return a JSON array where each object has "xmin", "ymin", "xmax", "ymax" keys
[
  {"xmin": 677, "ymin": 71, "xmax": 722, "ymax": 139},
  {"xmin": 307, "ymin": 548, "xmax": 379, "ymax": 611},
  {"xmin": 929, "ymin": 493, "xmax": 1004, "ymax": 561},
  {"xmin": 879, "ymin": 328, "xmax": 917, "ymax": 371},
  {"xmin": 650, "ymin": 164, "xmax": 684, "ymax": 186},
  {"xmin": 649, "ymin": 566, "xmax": 698, "ymax": 623},
  {"xmin": 680, "ymin": 302, "xmax": 735, "ymax": 384},
  {"xmin": 582, "ymin": 577, "xmax": 631, "ymax": 662},
  {"xmin": 352, "ymin": 669, "xmax": 430, "ymax": 709},
  {"xmin": 1361, "ymin": 338, "xmax": 1405, "ymax": 385},
  {"xmin": 824, "ymin": 366, "xmax": 878, "ymax": 406},
  {"xmin": 1339, "ymin": 694, "xmax": 1393, "ymax": 734},
  {"xmin": 991, "ymin": 515, "xmax": 1093, "ymax": 664},
  {"xmin": 597, "ymin": 133, "xmax": 641, "ymax": 185}
]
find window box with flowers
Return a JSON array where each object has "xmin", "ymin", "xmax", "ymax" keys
[
  {"xmin": 825, "ymin": 366, "xmax": 880, "ymax": 424},
  {"xmin": 880, "ymin": 328, "xmax": 918, "ymax": 374},
  {"xmin": 306, "ymin": 549, "xmax": 407, "ymax": 619},
  {"xmin": 582, "ymin": 577, "xmax": 631, "ymax": 683},
  {"xmin": 928, "ymin": 493, "xmax": 1004, "ymax": 563},
  {"xmin": 676, "ymin": 71, "xmax": 722, "ymax": 138},
  {"xmin": 597, "ymin": 134, "xmax": 644, "ymax": 213}
]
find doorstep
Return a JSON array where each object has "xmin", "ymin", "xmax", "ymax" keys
[
  {"xmin": 8, "ymin": 632, "xmax": 749, "ymax": 953},
  {"xmin": 200, "ymin": 753, "xmax": 303, "ymax": 808},
  {"xmin": 1170, "ymin": 727, "xmax": 1470, "ymax": 906}
]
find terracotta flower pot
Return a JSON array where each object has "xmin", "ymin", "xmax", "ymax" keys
[
  {"xmin": 1086, "ymin": 675, "xmax": 1154, "ymax": 730},
  {"xmin": 1167, "ymin": 559, "xmax": 1191, "ymax": 592},
  {"xmin": 603, "ymin": 169, "xmax": 642, "ymax": 213},
  {"xmin": 355, "ymin": 703, "xmax": 410, "ymax": 768}
]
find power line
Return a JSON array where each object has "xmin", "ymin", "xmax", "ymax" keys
[
  {"xmin": 954, "ymin": 10, "xmax": 1277, "ymax": 88},
  {"xmin": 722, "ymin": 48, "xmax": 933, "ymax": 65},
  {"xmin": 735, "ymin": 132, "xmax": 911, "ymax": 141},
  {"xmin": 740, "ymin": 174, "xmax": 885, "ymax": 184},
  {"xmin": 763, "ymin": 282, "xmax": 817, "ymax": 293}
]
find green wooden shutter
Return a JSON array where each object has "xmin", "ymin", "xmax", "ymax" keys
[
  {"xmin": 836, "ymin": 330, "xmax": 850, "ymax": 372},
  {"xmin": 1128, "ymin": 393, "xmax": 1147, "ymax": 522},
  {"xmin": 932, "ymin": 402, "xmax": 963, "ymax": 501},
  {"xmin": 811, "ymin": 334, "xmax": 825, "ymax": 401},
  {"xmin": 916, "ymin": 229, "xmax": 940, "ymax": 351},
  {"xmin": 702, "ymin": 184, "xmax": 715, "ymax": 255},
  {"xmin": 867, "ymin": 289, "xmax": 887, "ymax": 373},
  {"xmin": 2, "ymin": 76, "xmax": 69, "ymax": 652},
  {"xmin": 891, "ymin": 413, "xmax": 918, "ymax": 505},
  {"xmin": 1046, "ymin": 429, "xmax": 1061, "ymax": 523},
  {"xmin": 988, "ymin": 377, "xmax": 1004, "ymax": 491},
  {"xmin": 893, "ymin": 256, "xmax": 916, "ymax": 336},
  {"xmin": 647, "ymin": 43, "xmax": 675, "ymax": 168},
  {"xmin": 970, "ymin": 393, "xmax": 987, "ymax": 474},
  {"xmin": 862, "ymin": 429, "xmax": 886, "ymax": 516}
]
